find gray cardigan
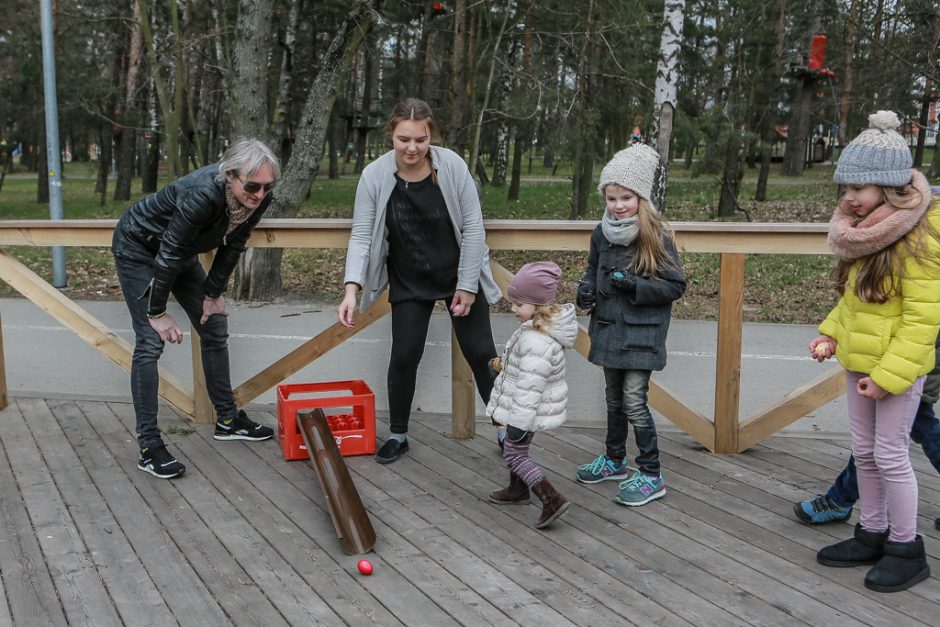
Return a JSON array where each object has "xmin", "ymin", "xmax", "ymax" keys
[{"xmin": 343, "ymin": 146, "xmax": 502, "ymax": 311}]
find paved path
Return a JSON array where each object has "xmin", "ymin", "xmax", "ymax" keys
[{"xmin": 0, "ymin": 297, "xmax": 848, "ymax": 436}]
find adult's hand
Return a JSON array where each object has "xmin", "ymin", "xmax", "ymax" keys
[
  {"xmin": 857, "ymin": 376, "xmax": 888, "ymax": 399},
  {"xmin": 576, "ymin": 281, "xmax": 596, "ymax": 311},
  {"xmin": 149, "ymin": 314, "xmax": 184, "ymax": 344},
  {"xmin": 338, "ymin": 284, "xmax": 360, "ymax": 328},
  {"xmin": 200, "ymin": 295, "xmax": 230, "ymax": 324},
  {"xmin": 450, "ymin": 290, "xmax": 476, "ymax": 317}
]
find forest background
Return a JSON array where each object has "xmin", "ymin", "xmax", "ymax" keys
[{"xmin": 1, "ymin": 0, "xmax": 939, "ymax": 324}]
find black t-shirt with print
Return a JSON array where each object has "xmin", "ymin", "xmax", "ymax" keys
[{"xmin": 385, "ymin": 173, "xmax": 460, "ymax": 303}]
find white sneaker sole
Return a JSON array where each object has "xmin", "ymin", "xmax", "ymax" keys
[
  {"xmin": 612, "ymin": 488, "xmax": 666, "ymax": 507},
  {"xmin": 213, "ymin": 432, "xmax": 273, "ymax": 441},
  {"xmin": 137, "ymin": 463, "xmax": 184, "ymax": 479}
]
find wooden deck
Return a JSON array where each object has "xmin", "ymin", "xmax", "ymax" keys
[{"xmin": 0, "ymin": 397, "xmax": 938, "ymax": 626}]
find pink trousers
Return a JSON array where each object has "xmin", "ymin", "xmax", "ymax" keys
[{"xmin": 845, "ymin": 371, "xmax": 923, "ymax": 542}]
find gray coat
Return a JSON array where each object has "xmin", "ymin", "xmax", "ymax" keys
[
  {"xmin": 582, "ymin": 224, "xmax": 686, "ymax": 371},
  {"xmin": 343, "ymin": 146, "xmax": 502, "ymax": 311}
]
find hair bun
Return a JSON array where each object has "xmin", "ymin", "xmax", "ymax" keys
[{"xmin": 868, "ymin": 110, "xmax": 900, "ymax": 132}]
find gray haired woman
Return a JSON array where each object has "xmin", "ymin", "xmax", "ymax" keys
[{"xmin": 111, "ymin": 138, "xmax": 279, "ymax": 479}]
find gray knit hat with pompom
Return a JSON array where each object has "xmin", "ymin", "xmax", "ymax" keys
[
  {"xmin": 834, "ymin": 111, "xmax": 913, "ymax": 187},
  {"xmin": 597, "ymin": 143, "xmax": 661, "ymax": 202}
]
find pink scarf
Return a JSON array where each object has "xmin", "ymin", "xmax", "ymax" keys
[{"xmin": 827, "ymin": 170, "xmax": 932, "ymax": 261}]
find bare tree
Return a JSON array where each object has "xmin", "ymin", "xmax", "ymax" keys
[{"xmin": 235, "ymin": 0, "xmax": 383, "ymax": 301}]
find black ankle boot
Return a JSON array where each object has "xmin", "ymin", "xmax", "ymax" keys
[
  {"xmin": 817, "ymin": 523, "xmax": 888, "ymax": 567},
  {"xmin": 865, "ymin": 535, "xmax": 931, "ymax": 592}
]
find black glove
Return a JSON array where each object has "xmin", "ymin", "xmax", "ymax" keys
[
  {"xmin": 608, "ymin": 268, "xmax": 637, "ymax": 293},
  {"xmin": 576, "ymin": 281, "xmax": 596, "ymax": 310}
]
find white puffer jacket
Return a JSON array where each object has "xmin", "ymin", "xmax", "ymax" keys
[{"xmin": 486, "ymin": 303, "xmax": 579, "ymax": 432}]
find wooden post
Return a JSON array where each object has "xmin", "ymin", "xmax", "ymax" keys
[
  {"xmin": 451, "ymin": 327, "xmax": 476, "ymax": 439},
  {"xmin": 190, "ymin": 252, "xmax": 214, "ymax": 423},
  {"xmin": 0, "ymin": 301, "xmax": 7, "ymax": 410},
  {"xmin": 713, "ymin": 253, "xmax": 745, "ymax": 453}
]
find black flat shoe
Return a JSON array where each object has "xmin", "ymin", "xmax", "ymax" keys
[{"xmin": 375, "ymin": 438, "xmax": 409, "ymax": 464}]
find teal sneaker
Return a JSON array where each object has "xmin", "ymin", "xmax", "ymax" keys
[
  {"xmin": 793, "ymin": 495, "xmax": 852, "ymax": 524},
  {"xmin": 613, "ymin": 473, "xmax": 665, "ymax": 506},
  {"xmin": 576, "ymin": 454, "xmax": 633, "ymax": 483}
]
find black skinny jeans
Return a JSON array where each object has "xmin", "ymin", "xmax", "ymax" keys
[
  {"xmin": 387, "ymin": 295, "xmax": 497, "ymax": 434},
  {"xmin": 114, "ymin": 252, "xmax": 238, "ymax": 450}
]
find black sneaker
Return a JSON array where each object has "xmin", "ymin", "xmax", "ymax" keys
[
  {"xmin": 375, "ymin": 438, "xmax": 409, "ymax": 464},
  {"xmin": 138, "ymin": 446, "xmax": 185, "ymax": 479},
  {"xmin": 214, "ymin": 410, "xmax": 274, "ymax": 441}
]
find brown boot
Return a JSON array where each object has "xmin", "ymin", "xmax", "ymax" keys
[
  {"xmin": 530, "ymin": 478, "xmax": 570, "ymax": 528},
  {"xmin": 489, "ymin": 473, "xmax": 530, "ymax": 504}
]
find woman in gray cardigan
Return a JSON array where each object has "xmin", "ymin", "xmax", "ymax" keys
[{"xmin": 339, "ymin": 98, "xmax": 502, "ymax": 464}]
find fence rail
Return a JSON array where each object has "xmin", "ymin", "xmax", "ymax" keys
[{"xmin": 0, "ymin": 219, "xmax": 840, "ymax": 453}]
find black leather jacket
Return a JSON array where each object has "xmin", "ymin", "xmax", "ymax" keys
[{"xmin": 112, "ymin": 164, "xmax": 273, "ymax": 316}]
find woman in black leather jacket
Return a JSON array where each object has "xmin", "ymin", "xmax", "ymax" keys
[{"xmin": 111, "ymin": 138, "xmax": 279, "ymax": 479}]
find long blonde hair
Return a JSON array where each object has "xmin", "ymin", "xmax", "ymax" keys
[
  {"xmin": 834, "ymin": 182, "xmax": 935, "ymax": 302},
  {"xmin": 628, "ymin": 198, "xmax": 680, "ymax": 278}
]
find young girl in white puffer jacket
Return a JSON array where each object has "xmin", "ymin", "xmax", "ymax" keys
[{"xmin": 486, "ymin": 261, "xmax": 578, "ymax": 529}]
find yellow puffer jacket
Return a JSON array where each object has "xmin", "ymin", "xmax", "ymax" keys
[{"xmin": 820, "ymin": 202, "xmax": 940, "ymax": 395}]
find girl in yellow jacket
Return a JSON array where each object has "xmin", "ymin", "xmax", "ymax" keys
[{"xmin": 811, "ymin": 111, "xmax": 939, "ymax": 593}]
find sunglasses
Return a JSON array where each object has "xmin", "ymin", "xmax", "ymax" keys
[{"xmin": 239, "ymin": 177, "xmax": 276, "ymax": 194}]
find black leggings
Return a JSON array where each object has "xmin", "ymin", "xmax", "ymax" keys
[{"xmin": 388, "ymin": 295, "xmax": 497, "ymax": 434}]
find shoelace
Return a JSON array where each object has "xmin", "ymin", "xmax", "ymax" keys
[
  {"xmin": 579, "ymin": 455, "xmax": 610, "ymax": 473},
  {"xmin": 811, "ymin": 495, "xmax": 840, "ymax": 513}
]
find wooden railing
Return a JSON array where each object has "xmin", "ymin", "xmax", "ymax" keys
[{"xmin": 0, "ymin": 219, "xmax": 838, "ymax": 453}]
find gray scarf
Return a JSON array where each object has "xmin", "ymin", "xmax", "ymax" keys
[{"xmin": 601, "ymin": 211, "xmax": 639, "ymax": 246}]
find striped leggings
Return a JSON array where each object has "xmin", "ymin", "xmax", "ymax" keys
[{"xmin": 502, "ymin": 427, "xmax": 545, "ymax": 487}]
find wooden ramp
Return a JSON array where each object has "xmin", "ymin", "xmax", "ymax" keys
[{"xmin": 1, "ymin": 396, "xmax": 938, "ymax": 626}]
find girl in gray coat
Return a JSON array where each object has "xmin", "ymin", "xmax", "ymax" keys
[{"xmin": 575, "ymin": 144, "xmax": 686, "ymax": 506}]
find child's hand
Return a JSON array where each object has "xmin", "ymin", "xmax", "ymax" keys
[
  {"xmin": 857, "ymin": 376, "xmax": 888, "ymax": 399},
  {"xmin": 487, "ymin": 357, "xmax": 502, "ymax": 381},
  {"xmin": 576, "ymin": 281, "xmax": 596, "ymax": 310},
  {"xmin": 608, "ymin": 269, "xmax": 637, "ymax": 293},
  {"xmin": 809, "ymin": 336, "xmax": 836, "ymax": 362}
]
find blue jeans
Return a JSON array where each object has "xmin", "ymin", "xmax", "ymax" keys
[
  {"xmin": 827, "ymin": 400, "xmax": 940, "ymax": 507},
  {"xmin": 603, "ymin": 368, "xmax": 660, "ymax": 475},
  {"xmin": 114, "ymin": 252, "xmax": 238, "ymax": 450}
]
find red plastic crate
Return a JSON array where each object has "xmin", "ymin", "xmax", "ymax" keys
[{"xmin": 276, "ymin": 380, "xmax": 376, "ymax": 460}]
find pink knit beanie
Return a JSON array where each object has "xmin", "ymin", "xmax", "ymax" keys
[{"xmin": 508, "ymin": 261, "xmax": 561, "ymax": 305}]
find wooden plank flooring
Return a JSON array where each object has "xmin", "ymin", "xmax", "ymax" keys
[{"xmin": 0, "ymin": 396, "xmax": 938, "ymax": 626}]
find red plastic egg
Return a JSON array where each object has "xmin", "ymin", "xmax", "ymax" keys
[{"xmin": 357, "ymin": 559, "xmax": 373, "ymax": 576}]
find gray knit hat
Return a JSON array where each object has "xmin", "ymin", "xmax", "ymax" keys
[
  {"xmin": 597, "ymin": 143, "xmax": 661, "ymax": 202},
  {"xmin": 834, "ymin": 111, "xmax": 913, "ymax": 187},
  {"xmin": 508, "ymin": 261, "xmax": 561, "ymax": 306}
]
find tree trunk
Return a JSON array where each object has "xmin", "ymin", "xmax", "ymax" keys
[
  {"xmin": 914, "ymin": 79, "xmax": 933, "ymax": 168},
  {"xmin": 95, "ymin": 121, "xmax": 113, "ymax": 206},
  {"xmin": 230, "ymin": 0, "xmax": 275, "ymax": 142},
  {"xmin": 446, "ymin": 0, "xmax": 467, "ymax": 151},
  {"xmin": 717, "ymin": 130, "xmax": 742, "ymax": 217},
  {"xmin": 235, "ymin": 0, "xmax": 383, "ymax": 301},
  {"xmin": 651, "ymin": 0, "xmax": 685, "ymax": 213},
  {"xmin": 468, "ymin": 0, "xmax": 512, "ymax": 185},
  {"xmin": 138, "ymin": 0, "xmax": 182, "ymax": 180},
  {"xmin": 507, "ymin": 124, "xmax": 525, "ymax": 201},
  {"xmin": 837, "ymin": 0, "xmax": 858, "ymax": 147},
  {"xmin": 114, "ymin": 0, "xmax": 143, "ymax": 201},
  {"xmin": 781, "ymin": 10, "xmax": 821, "ymax": 177},
  {"xmin": 569, "ymin": 0, "xmax": 596, "ymax": 220},
  {"xmin": 272, "ymin": 0, "xmax": 300, "ymax": 162},
  {"xmin": 755, "ymin": 0, "xmax": 787, "ymax": 201},
  {"xmin": 354, "ymin": 34, "xmax": 375, "ymax": 175}
]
